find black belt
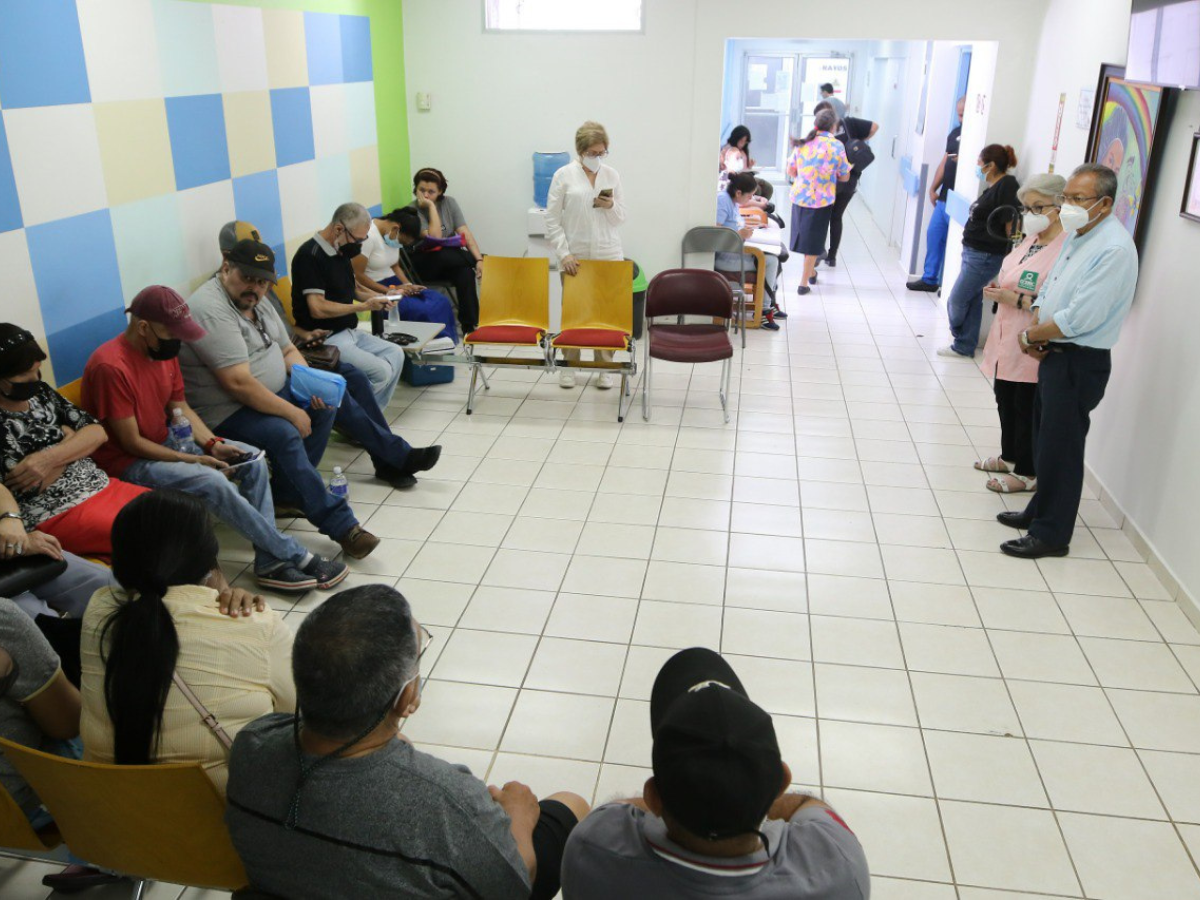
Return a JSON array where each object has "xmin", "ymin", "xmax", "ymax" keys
[{"xmin": 1049, "ymin": 343, "xmax": 1110, "ymax": 354}]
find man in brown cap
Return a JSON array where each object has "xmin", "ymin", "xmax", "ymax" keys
[{"xmin": 81, "ymin": 285, "xmax": 348, "ymax": 591}]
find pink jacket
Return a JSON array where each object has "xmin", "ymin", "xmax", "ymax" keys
[{"xmin": 980, "ymin": 231, "xmax": 1068, "ymax": 383}]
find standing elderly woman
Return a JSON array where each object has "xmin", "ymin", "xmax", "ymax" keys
[
  {"xmin": 976, "ymin": 173, "xmax": 1067, "ymax": 493},
  {"xmin": 939, "ymin": 143, "xmax": 1021, "ymax": 359},
  {"xmin": 786, "ymin": 108, "xmax": 851, "ymax": 295},
  {"xmin": 545, "ymin": 120, "xmax": 628, "ymax": 390}
]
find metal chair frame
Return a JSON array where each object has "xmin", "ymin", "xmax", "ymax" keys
[{"xmin": 680, "ymin": 226, "xmax": 748, "ymax": 347}]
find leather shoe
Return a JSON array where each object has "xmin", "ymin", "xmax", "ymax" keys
[
  {"xmin": 1001, "ymin": 534, "xmax": 1070, "ymax": 559},
  {"xmin": 375, "ymin": 467, "xmax": 418, "ymax": 489},
  {"xmin": 42, "ymin": 865, "xmax": 123, "ymax": 893},
  {"xmin": 338, "ymin": 526, "xmax": 380, "ymax": 559},
  {"xmin": 401, "ymin": 445, "xmax": 443, "ymax": 477},
  {"xmin": 996, "ymin": 510, "xmax": 1034, "ymax": 530},
  {"xmin": 906, "ymin": 279, "xmax": 939, "ymax": 292}
]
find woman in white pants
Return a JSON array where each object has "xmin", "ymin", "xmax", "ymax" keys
[{"xmin": 545, "ymin": 121, "xmax": 627, "ymax": 389}]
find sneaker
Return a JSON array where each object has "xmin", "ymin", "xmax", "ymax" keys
[
  {"xmin": 936, "ymin": 345, "xmax": 973, "ymax": 359},
  {"xmin": 596, "ymin": 372, "xmax": 615, "ymax": 390},
  {"xmin": 906, "ymin": 279, "xmax": 939, "ymax": 292},
  {"xmin": 770, "ymin": 306, "xmax": 788, "ymax": 319},
  {"xmin": 256, "ymin": 565, "xmax": 318, "ymax": 593},
  {"xmin": 338, "ymin": 525, "xmax": 380, "ymax": 559},
  {"xmin": 760, "ymin": 317, "xmax": 781, "ymax": 331},
  {"xmin": 303, "ymin": 555, "xmax": 350, "ymax": 589},
  {"xmin": 559, "ymin": 370, "xmax": 577, "ymax": 388}
]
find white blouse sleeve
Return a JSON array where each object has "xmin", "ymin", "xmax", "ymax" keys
[
  {"xmin": 545, "ymin": 168, "xmax": 572, "ymax": 262},
  {"xmin": 604, "ymin": 168, "xmax": 627, "ymax": 228}
]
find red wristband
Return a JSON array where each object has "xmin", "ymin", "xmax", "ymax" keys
[{"xmin": 204, "ymin": 437, "xmax": 224, "ymax": 452}]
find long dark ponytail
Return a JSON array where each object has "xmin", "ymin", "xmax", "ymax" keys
[{"xmin": 100, "ymin": 490, "xmax": 218, "ymax": 765}]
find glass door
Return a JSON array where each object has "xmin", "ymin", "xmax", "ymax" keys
[{"xmin": 740, "ymin": 54, "xmax": 796, "ymax": 175}]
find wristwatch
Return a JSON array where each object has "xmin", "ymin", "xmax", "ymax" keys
[{"xmin": 1019, "ymin": 330, "xmax": 1031, "ymax": 349}]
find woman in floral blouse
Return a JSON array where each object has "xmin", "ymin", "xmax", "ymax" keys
[
  {"xmin": 786, "ymin": 108, "xmax": 851, "ymax": 295},
  {"xmin": 0, "ymin": 325, "xmax": 147, "ymax": 562}
]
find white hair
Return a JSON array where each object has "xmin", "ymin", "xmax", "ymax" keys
[{"xmin": 1017, "ymin": 173, "xmax": 1067, "ymax": 205}]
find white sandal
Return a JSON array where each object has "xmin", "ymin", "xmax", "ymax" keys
[
  {"xmin": 974, "ymin": 456, "xmax": 1012, "ymax": 473},
  {"xmin": 986, "ymin": 473, "xmax": 1036, "ymax": 493}
]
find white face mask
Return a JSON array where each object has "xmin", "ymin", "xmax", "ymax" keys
[
  {"xmin": 1023, "ymin": 212, "xmax": 1051, "ymax": 236},
  {"xmin": 1059, "ymin": 199, "xmax": 1101, "ymax": 234},
  {"xmin": 582, "ymin": 155, "xmax": 602, "ymax": 173}
]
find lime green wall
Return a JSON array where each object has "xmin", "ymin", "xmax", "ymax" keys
[{"xmin": 179, "ymin": 0, "xmax": 409, "ymax": 209}]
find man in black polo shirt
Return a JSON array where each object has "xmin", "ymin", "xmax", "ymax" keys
[
  {"xmin": 909, "ymin": 96, "xmax": 966, "ymax": 292},
  {"xmin": 292, "ymin": 203, "xmax": 405, "ymax": 409}
]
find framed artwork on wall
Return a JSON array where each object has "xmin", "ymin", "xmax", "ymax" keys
[
  {"xmin": 1182, "ymin": 133, "xmax": 1200, "ymax": 223},
  {"xmin": 1084, "ymin": 63, "xmax": 1170, "ymax": 249}
]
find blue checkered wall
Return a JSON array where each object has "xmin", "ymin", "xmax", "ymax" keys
[{"xmin": 0, "ymin": 0, "xmax": 383, "ymax": 384}]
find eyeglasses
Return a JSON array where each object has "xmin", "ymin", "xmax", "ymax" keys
[
  {"xmin": 582, "ymin": 150, "xmax": 609, "ymax": 159},
  {"xmin": 1057, "ymin": 194, "xmax": 1099, "ymax": 205},
  {"xmin": 1021, "ymin": 203, "xmax": 1058, "ymax": 215},
  {"xmin": 417, "ymin": 624, "xmax": 434, "ymax": 662},
  {"xmin": 340, "ymin": 222, "xmax": 370, "ymax": 243}
]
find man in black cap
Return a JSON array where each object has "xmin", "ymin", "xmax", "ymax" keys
[
  {"xmin": 561, "ymin": 647, "xmax": 869, "ymax": 898},
  {"xmin": 179, "ymin": 240, "xmax": 441, "ymax": 560}
]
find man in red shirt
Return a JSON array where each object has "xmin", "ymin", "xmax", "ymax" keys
[{"xmin": 81, "ymin": 286, "xmax": 347, "ymax": 594}]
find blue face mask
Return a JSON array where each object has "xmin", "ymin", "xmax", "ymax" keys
[
  {"xmin": 383, "ymin": 235, "xmax": 401, "ymax": 249},
  {"xmin": 976, "ymin": 164, "xmax": 988, "ymax": 181}
]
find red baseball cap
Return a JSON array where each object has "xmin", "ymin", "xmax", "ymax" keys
[{"xmin": 127, "ymin": 285, "xmax": 206, "ymax": 342}]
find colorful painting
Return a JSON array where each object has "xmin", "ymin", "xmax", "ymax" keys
[{"xmin": 1085, "ymin": 64, "xmax": 1168, "ymax": 249}]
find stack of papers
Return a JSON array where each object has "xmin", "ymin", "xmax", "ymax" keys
[{"xmin": 423, "ymin": 337, "xmax": 457, "ymax": 354}]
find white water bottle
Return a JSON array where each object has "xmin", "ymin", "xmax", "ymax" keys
[
  {"xmin": 169, "ymin": 409, "xmax": 198, "ymax": 454},
  {"xmin": 328, "ymin": 466, "xmax": 350, "ymax": 500}
]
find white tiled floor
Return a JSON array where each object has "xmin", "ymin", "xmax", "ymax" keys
[{"xmin": 5, "ymin": 208, "xmax": 1200, "ymax": 898}]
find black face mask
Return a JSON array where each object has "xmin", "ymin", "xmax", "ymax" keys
[
  {"xmin": 0, "ymin": 379, "xmax": 40, "ymax": 402},
  {"xmin": 147, "ymin": 336, "xmax": 182, "ymax": 361},
  {"xmin": 340, "ymin": 241, "xmax": 364, "ymax": 259}
]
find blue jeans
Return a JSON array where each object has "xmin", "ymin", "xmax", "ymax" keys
[
  {"xmin": 325, "ymin": 328, "xmax": 405, "ymax": 409},
  {"xmin": 123, "ymin": 439, "xmax": 311, "ymax": 575},
  {"xmin": 215, "ymin": 385, "xmax": 358, "ymax": 542},
  {"xmin": 331, "ymin": 369, "xmax": 414, "ymax": 476},
  {"xmin": 922, "ymin": 200, "xmax": 950, "ymax": 284},
  {"xmin": 946, "ymin": 246, "xmax": 1005, "ymax": 356}
]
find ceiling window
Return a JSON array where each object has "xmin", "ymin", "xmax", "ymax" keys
[{"xmin": 485, "ymin": 0, "xmax": 643, "ymax": 32}]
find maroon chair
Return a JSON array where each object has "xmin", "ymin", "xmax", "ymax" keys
[{"xmin": 642, "ymin": 269, "xmax": 735, "ymax": 422}]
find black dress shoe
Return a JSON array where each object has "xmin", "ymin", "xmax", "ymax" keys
[
  {"xmin": 996, "ymin": 510, "xmax": 1034, "ymax": 530},
  {"xmin": 401, "ymin": 444, "xmax": 442, "ymax": 476},
  {"xmin": 375, "ymin": 466, "xmax": 418, "ymax": 489},
  {"xmin": 1001, "ymin": 534, "xmax": 1070, "ymax": 559},
  {"xmin": 43, "ymin": 865, "xmax": 124, "ymax": 893},
  {"xmin": 809, "ymin": 273, "xmax": 819, "ymax": 285},
  {"xmin": 906, "ymin": 279, "xmax": 939, "ymax": 292},
  {"xmin": 824, "ymin": 255, "xmax": 837, "ymax": 267}
]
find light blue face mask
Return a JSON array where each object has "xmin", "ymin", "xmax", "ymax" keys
[
  {"xmin": 383, "ymin": 235, "xmax": 401, "ymax": 249},
  {"xmin": 976, "ymin": 164, "xmax": 988, "ymax": 181}
]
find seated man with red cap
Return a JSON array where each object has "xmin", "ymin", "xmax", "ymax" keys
[
  {"xmin": 561, "ymin": 647, "xmax": 870, "ymax": 899},
  {"xmin": 81, "ymin": 286, "xmax": 348, "ymax": 594},
  {"xmin": 0, "ymin": 325, "xmax": 148, "ymax": 563}
]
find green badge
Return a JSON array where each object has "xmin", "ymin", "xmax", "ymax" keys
[{"xmin": 1017, "ymin": 270, "xmax": 1039, "ymax": 292}]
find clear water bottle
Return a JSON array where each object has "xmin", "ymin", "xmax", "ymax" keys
[
  {"xmin": 328, "ymin": 466, "xmax": 350, "ymax": 500},
  {"xmin": 169, "ymin": 409, "xmax": 199, "ymax": 454}
]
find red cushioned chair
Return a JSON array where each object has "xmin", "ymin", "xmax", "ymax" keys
[
  {"xmin": 551, "ymin": 259, "xmax": 636, "ymax": 421},
  {"xmin": 642, "ymin": 269, "xmax": 735, "ymax": 423},
  {"xmin": 463, "ymin": 256, "xmax": 551, "ymax": 413}
]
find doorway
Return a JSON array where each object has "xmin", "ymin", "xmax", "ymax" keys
[{"xmin": 858, "ymin": 54, "xmax": 907, "ymax": 245}]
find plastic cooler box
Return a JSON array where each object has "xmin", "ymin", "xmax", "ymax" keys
[{"xmin": 402, "ymin": 356, "xmax": 454, "ymax": 386}]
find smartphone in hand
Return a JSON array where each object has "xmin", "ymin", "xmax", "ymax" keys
[{"xmin": 598, "ymin": 188, "xmax": 614, "ymax": 199}]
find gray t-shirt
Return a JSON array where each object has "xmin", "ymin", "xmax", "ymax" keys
[
  {"xmin": 179, "ymin": 276, "xmax": 293, "ymax": 429},
  {"xmin": 409, "ymin": 195, "xmax": 467, "ymax": 238},
  {"xmin": 225, "ymin": 714, "xmax": 531, "ymax": 899},
  {"xmin": 562, "ymin": 803, "xmax": 870, "ymax": 899},
  {"xmin": 0, "ymin": 599, "xmax": 62, "ymax": 816}
]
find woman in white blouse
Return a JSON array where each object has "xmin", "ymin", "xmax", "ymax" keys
[{"xmin": 545, "ymin": 121, "xmax": 628, "ymax": 389}]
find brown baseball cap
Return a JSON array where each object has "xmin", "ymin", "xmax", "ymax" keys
[{"xmin": 127, "ymin": 286, "xmax": 206, "ymax": 342}]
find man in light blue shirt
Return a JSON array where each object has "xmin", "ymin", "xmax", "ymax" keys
[{"xmin": 998, "ymin": 163, "xmax": 1138, "ymax": 558}]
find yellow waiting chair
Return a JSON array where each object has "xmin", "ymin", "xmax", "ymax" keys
[
  {"xmin": 551, "ymin": 259, "xmax": 636, "ymax": 421},
  {"xmin": 0, "ymin": 736, "xmax": 248, "ymax": 895},
  {"xmin": 462, "ymin": 256, "xmax": 551, "ymax": 413},
  {"xmin": 0, "ymin": 777, "xmax": 61, "ymax": 852},
  {"xmin": 55, "ymin": 378, "xmax": 83, "ymax": 407}
]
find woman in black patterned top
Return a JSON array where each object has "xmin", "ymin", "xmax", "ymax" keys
[{"xmin": 0, "ymin": 325, "xmax": 147, "ymax": 562}]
